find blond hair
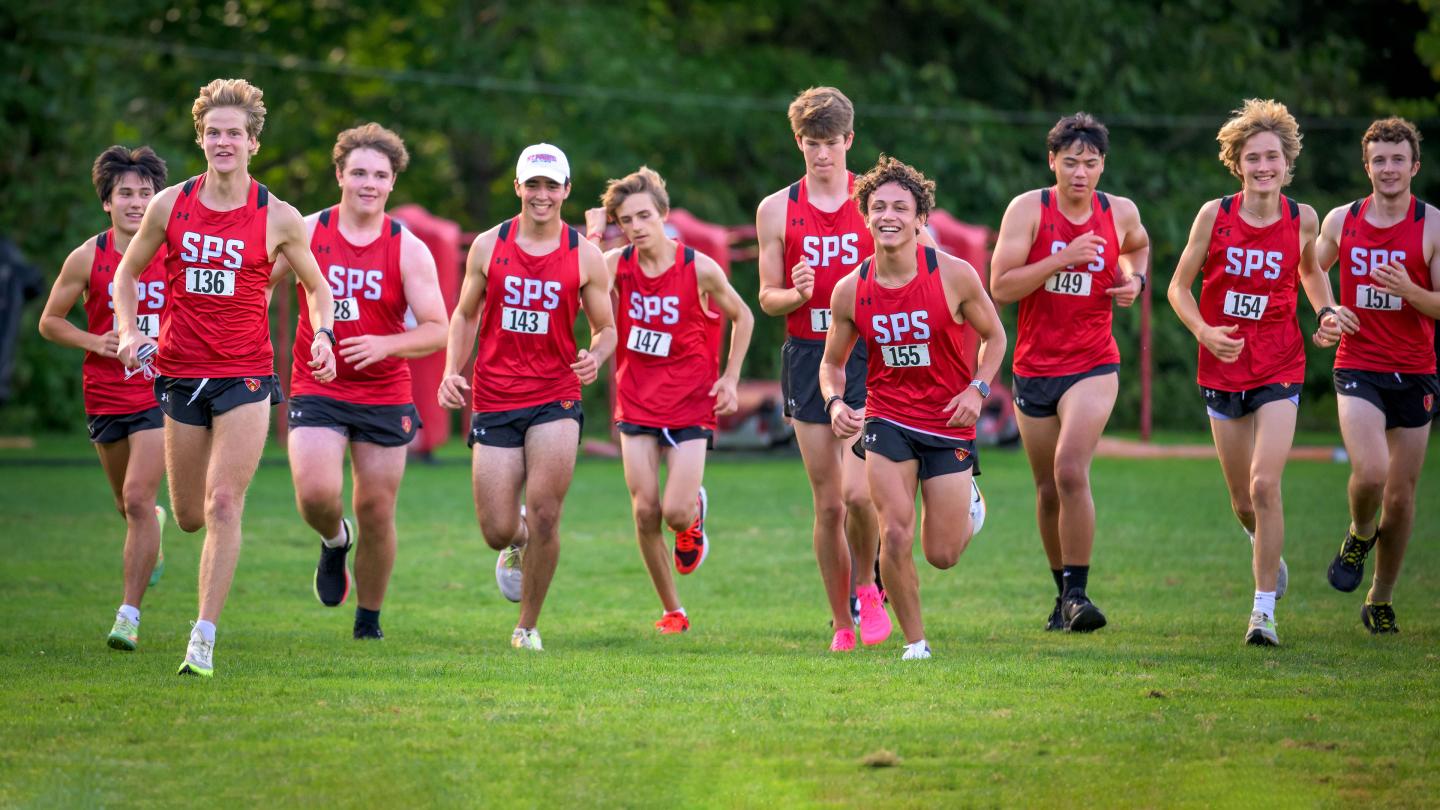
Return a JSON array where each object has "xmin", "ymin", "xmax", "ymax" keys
[
  {"xmin": 1216, "ymin": 98, "xmax": 1302, "ymax": 184},
  {"xmin": 192, "ymin": 78, "xmax": 266, "ymax": 152},
  {"xmin": 600, "ymin": 166, "xmax": 670, "ymax": 223},
  {"xmin": 788, "ymin": 86, "xmax": 854, "ymax": 140},
  {"xmin": 333, "ymin": 123, "xmax": 410, "ymax": 174}
]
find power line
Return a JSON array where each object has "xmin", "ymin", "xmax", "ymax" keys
[{"xmin": 39, "ymin": 30, "xmax": 1440, "ymax": 132}]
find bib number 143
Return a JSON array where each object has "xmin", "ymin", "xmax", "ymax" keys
[{"xmin": 501, "ymin": 307, "xmax": 550, "ymax": 335}]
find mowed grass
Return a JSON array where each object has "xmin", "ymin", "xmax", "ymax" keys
[{"xmin": 1, "ymin": 436, "xmax": 1437, "ymax": 808}]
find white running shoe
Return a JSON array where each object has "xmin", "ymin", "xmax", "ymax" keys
[
  {"xmin": 496, "ymin": 544, "xmax": 524, "ymax": 603},
  {"xmin": 1245, "ymin": 610, "xmax": 1279, "ymax": 647},
  {"xmin": 177, "ymin": 624, "xmax": 214, "ymax": 677},
  {"xmin": 510, "ymin": 627, "xmax": 543, "ymax": 651},
  {"xmin": 1247, "ymin": 533, "xmax": 1288, "ymax": 600},
  {"xmin": 901, "ymin": 640, "xmax": 931, "ymax": 660},
  {"xmin": 969, "ymin": 478, "xmax": 986, "ymax": 537}
]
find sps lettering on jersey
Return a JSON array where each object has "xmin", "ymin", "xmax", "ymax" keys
[
  {"xmin": 105, "ymin": 281, "xmax": 166, "ymax": 310},
  {"xmin": 503, "ymin": 276, "xmax": 561, "ymax": 309},
  {"xmin": 1224, "ymin": 247, "xmax": 1282, "ymax": 279},
  {"xmin": 802, "ymin": 234, "xmax": 860, "ymax": 267},
  {"xmin": 627, "ymin": 292, "xmax": 680, "ymax": 325},
  {"xmin": 1347, "ymin": 248, "xmax": 1407, "ymax": 275},
  {"xmin": 871, "ymin": 311, "xmax": 931, "ymax": 344},
  {"xmin": 326, "ymin": 265, "xmax": 383, "ymax": 300},
  {"xmin": 179, "ymin": 232, "xmax": 244, "ymax": 269},
  {"xmin": 1049, "ymin": 240, "xmax": 1105, "ymax": 271}
]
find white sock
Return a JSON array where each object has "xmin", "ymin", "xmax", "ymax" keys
[
  {"xmin": 321, "ymin": 520, "xmax": 349, "ymax": 549},
  {"xmin": 118, "ymin": 604, "xmax": 140, "ymax": 624},
  {"xmin": 193, "ymin": 620, "xmax": 216, "ymax": 643},
  {"xmin": 664, "ymin": 607, "xmax": 687, "ymax": 617},
  {"xmin": 906, "ymin": 638, "xmax": 929, "ymax": 652},
  {"xmin": 1252, "ymin": 591, "xmax": 1276, "ymax": 618},
  {"xmin": 1245, "ymin": 527, "xmax": 1256, "ymax": 544}
]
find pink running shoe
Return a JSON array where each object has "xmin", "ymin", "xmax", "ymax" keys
[
  {"xmin": 830, "ymin": 627, "xmax": 856, "ymax": 652},
  {"xmin": 855, "ymin": 583, "xmax": 893, "ymax": 645}
]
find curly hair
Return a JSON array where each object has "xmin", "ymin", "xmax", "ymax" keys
[
  {"xmin": 1361, "ymin": 117, "xmax": 1422, "ymax": 163},
  {"xmin": 1216, "ymin": 98, "xmax": 1302, "ymax": 184},
  {"xmin": 853, "ymin": 154, "xmax": 936, "ymax": 220},
  {"xmin": 91, "ymin": 145, "xmax": 167, "ymax": 203},
  {"xmin": 192, "ymin": 78, "xmax": 266, "ymax": 152},
  {"xmin": 333, "ymin": 122, "xmax": 410, "ymax": 174}
]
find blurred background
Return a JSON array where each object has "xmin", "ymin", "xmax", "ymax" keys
[{"xmin": 5, "ymin": 0, "xmax": 1440, "ymax": 441}]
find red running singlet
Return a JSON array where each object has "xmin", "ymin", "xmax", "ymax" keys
[
  {"xmin": 1013, "ymin": 188, "xmax": 1123, "ymax": 377},
  {"xmin": 613, "ymin": 242, "xmax": 717, "ymax": 430},
  {"xmin": 1335, "ymin": 196, "xmax": 1436, "ymax": 375},
  {"xmin": 1197, "ymin": 193, "xmax": 1305, "ymax": 391},
  {"xmin": 855, "ymin": 245, "xmax": 976, "ymax": 440},
  {"xmin": 159, "ymin": 175, "xmax": 274, "ymax": 378},
  {"xmin": 782, "ymin": 174, "xmax": 875, "ymax": 340},
  {"xmin": 82, "ymin": 229, "xmax": 168, "ymax": 414},
  {"xmin": 472, "ymin": 218, "xmax": 583, "ymax": 412},
  {"xmin": 292, "ymin": 208, "xmax": 413, "ymax": 404}
]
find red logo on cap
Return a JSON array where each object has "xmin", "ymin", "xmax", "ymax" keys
[
  {"xmin": 244, "ymin": 378, "xmax": 261, "ymax": 392},
  {"xmin": 401, "ymin": 416, "xmax": 413, "ymax": 433}
]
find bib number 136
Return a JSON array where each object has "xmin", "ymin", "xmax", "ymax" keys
[{"xmin": 185, "ymin": 267, "xmax": 235, "ymax": 297}]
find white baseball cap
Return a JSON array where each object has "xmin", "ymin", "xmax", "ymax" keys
[{"xmin": 516, "ymin": 143, "xmax": 570, "ymax": 184}]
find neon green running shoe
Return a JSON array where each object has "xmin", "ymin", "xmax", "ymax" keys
[
  {"xmin": 177, "ymin": 624, "xmax": 214, "ymax": 677},
  {"xmin": 107, "ymin": 613, "xmax": 139, "ymax": 651},
  {"xmin": 149, "ymin": 505, "xmax": 167, "ymax": 588}
]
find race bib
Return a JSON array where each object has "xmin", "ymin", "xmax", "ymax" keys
[
  {"xmin": 881, "ymin": 343, "xmax": 931, "ymax": 368},
  {"xmin": 1223, "ymin": 291, "xmax": 1268, "ymax": 320},
  {"xmin": 1045, "ymin": 271, "xmax": 1091, "ymax": 296},
  {"xmin": 810, "ymin": 308, "xmax": 833, "ymax": 332},
  {"xmin": 626, "ymin": 325, "xmax": 672, "ymax": 357},
  {"xmin": 501, "ymin": 307, "xmax": 549, "ymax": 335},
  {"xmin": 185, "ymin": 267, "xmax": 235, "ymax": 297},
  {"xmin": 115, "ymin": 313, "xmax": 161, "ymax": 339},
  {"xmin": 1355, "ymin": 284, "xmax": 1403, "ymax": 312},
  {"xmin": 333, "ymin": 297, "xmax": 360, "ymax": 322}
]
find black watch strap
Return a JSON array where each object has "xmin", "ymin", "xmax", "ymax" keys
[
  {"xmin": 1317, "ymin": 305, "xmax": 1336, "ymax": 322},
  {"xmin": 824, "ymin": 395, "xmax": 844, "ymax": 416},
  {"xmin": 316, "ymin": 327, "xmax": 337, "ymax": 345}
]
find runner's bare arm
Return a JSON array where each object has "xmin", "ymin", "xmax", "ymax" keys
[
  {"xmin": 819, "ymin": 272, "xmax": 862, "ymax": 437},
  {"xmin": 756, "ymin": 191, "xmax": 809, "ymax": 316},
  {"xmin": 38, "ymin": 240, "xmax": 107, "ymax": 354},
  {"xmin": 1106, "ymin": 195, "xmax": 1150, "ymax": 307},
  {"xmin": 697, "ymin": 253, "xmax": 755, "ymax": 414},
  {"xmin": 274, "ymin": 202, "xmax": 336, "ymax": 379},
  {"xmin": 573, "ymin": 239, "xmax": 617, "ymax": 384},
  {"xmin": 1372, "ymin": 202, "xmax": 1440, "ymax": 319},
  {"xmin": 1296, "ymin": 204, "xmax": 1352, "ymax": 345},
  {"xmin": 343, "ymin": 229, "xmax": 447, "ymax": 370},
  {"xmin": 113, "ymin": 185, "xmax": 177, "ymax": 367},
  {"xmin": 1167, "ymin": 199, "xmax": 1242, "ymax": 363},
  {"xmin": 946, "ymin": 257, "xmax": 1006, "ymax": 428},
  {"xmin": 990, "ymin": 190, "xmax": 1100, "ymax": 305},
  {"xmin": 439, "ymin": 228, "xmax": 496, "ymax": 408}
]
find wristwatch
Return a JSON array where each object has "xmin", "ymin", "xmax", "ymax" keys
[
  {"xmin": 824, "ymin": 394, "xmax": 844, "ymax": 416},
  {"xmin": 1135, "ymin": 274, "xmax": 1148, "ymax": 292},
  {"xmin": 1317, "ymin": 305, "xmax": 1336, "ymax": 322},
  {"xmin": 968, "ymin": 379, "xmax": 990, "ymax": 398},
  {"xmin": 316, "ymin": 327, "xmax": 337, "ymax": 346}
]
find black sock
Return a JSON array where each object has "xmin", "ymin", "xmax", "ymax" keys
[
  {"xmin": 1063, "ymin": 565, "xmax": 1089, "ymax": 596},
  {"xmin": 355, "ymin": 607, "xmax": 381, "ymax": 627},
  {"xmin": 1051, "ymin": 568, "xmax": 1065, "ymax": 597}
]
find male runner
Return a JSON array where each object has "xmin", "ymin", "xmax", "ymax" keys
[
  {"xmin": 271, "ymin": 123, "xmax": 447, "ymax": 640},
  {"xmin": 821, "ymin": 155, "xmax": 1005, "ymax": 660},
  {"xmin": 756, "ymin": 86, "xmax": 884, "ymax": 651},
  {"xmin": 587, "ymin": 166, "xmax": 754, "ymax": 633},
  {"xmin": 116, "ymin": 78, "xmax": 338, "ymax": 676},
  {"xmin": 989, "ymin": 113, "xmax": 1150, "ymax": 633},
  {"xmin": 1167, "ymin": 99, "xmax": 1352, "ymax": 646},
  {"xmin": 39, "ymin": 145, "xmax": 170, "ymax": 651},
  {"xmin": 1313, "ymin": 117, "xmax": 1440, "ymax": 633},
  {"xmin": 438, "ymin": 144, "xmax": 616, "ymax": 652}
]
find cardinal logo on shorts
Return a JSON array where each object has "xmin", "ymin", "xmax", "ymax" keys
[
  {"xmin": 1281, "ymin": 382, "xmax": 1292, "ymax": 389},
  {"xmin": 561, "ymin": 400, "xmax": 575, "ymax": 410},
  {"xmin": 954, "ymin": 448, "xmax": 971, "ymax": 463},
  {"xmin": 401, "ymin": 416, "xmax": 413, "ymax": 433},
  {"xmin": 1425, "ymin": 393, "xmax": 1435, "ymax": 412},
  {"xmin": 243, "ymin": 378, "xmax": 261, "ymax": 392}
]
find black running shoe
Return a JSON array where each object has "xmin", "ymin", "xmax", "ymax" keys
[
  {"xmin": 313, "ymin": 519, "xmax": 353, "ymax": 607},
  {"xmin": 353, "ymin": 621, "xmax": 384, "ymax": 640},
  {"xmin": 1062, "ymin": 590, "xmax": 1108, "ymax": 633},
  {"xmin": 1045, "ymin": 597, "xmax": 1064, "ymax": 631},
  {"xmin": 1327, "ymin": 530, "xmax": 1377, "ymax": 593},
  {"xmin": 1360, "ymin": 601, "xmax": 1398, "ymax": 634}
]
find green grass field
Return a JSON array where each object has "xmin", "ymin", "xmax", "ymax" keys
[{"xmin": 2, "ymin": 435, "xmax": 1437, "ymax": 808}]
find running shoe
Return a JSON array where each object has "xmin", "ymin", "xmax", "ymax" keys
[
  {"xmin": 106, "ymin": 612, "xmax": 139, "ymax": 651},
  {"xmin": 1044, "ymin": 597, "xmax": 1064, "ymax": 632},
  {"xmin": 1245, "ymin": 610, "xmax": 1279, "ymax": 647},
  {"xmin": 655, "ymin": 610, "xmax": 690, "ymax": 634},
  {"xmin": 969, "ymin": 478, "xmax": 986, "ymax": 537},
  {"xmin": 1328, "ymin": 530, "xmax": 1378, "ymax": 593},
  {"xmin": 901, "ymin": 640, "xmax": 932, "ymax": 660},
  {"xmin": 353, "ymin": 618, "xmax": 384, "ymax": 640},
  {"xmin": 1360, "ymin": 601, "xmax": 1398, "ymax": 634},
  {"xmin": 313, "ymin": 518, "xmax": 353, "ymax": 607},
  {"xmin": 1062, "ymin": 589, "xmax": 1108, "ymax": 633},
  {"xmin": 177, "ymin": 624, "xmax": 214, "ymax": 677},
  {"xmin": 674, "ymin": 486, "xmax": 709, "ymax": 575},
  {"xmin": 510, "ymin": 627, "xmax": 543, "ymax": 651},
  {"xmin": 149, "ymin": 504, "xmax": 167, "ymax": 587},
  {"xmin": 496, "ymin": 543, "xmax": 524, "ymax": 603},
  {"xmin": 829, "ymin": 627, "xmax": 856, "ymax": 652},
  {"xmin": 855, "ymin": 583, "xmax": 892, "ymax": 645}
]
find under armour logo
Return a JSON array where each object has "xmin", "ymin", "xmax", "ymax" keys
[
  {"xmin": 1344, "ymin": 381, "xmax": 1358, "ymax": 390},
  {"xmin": 791, "ymin": 218, "xmax": 805, "ymax": 227},
  {"xmin": 864, "ymin": 433, "xmax": 876, "ymax": 445},
  {"xmin": 496, "ymin": 258, "xmax": 509, "ymax": 266},
  {"xmin": 174, "ymin": 211, "xmax": 189, "ymax": 221},
  {"xmin": 290, "ymin": 410, "xmax": 302, "ymax": 418}
]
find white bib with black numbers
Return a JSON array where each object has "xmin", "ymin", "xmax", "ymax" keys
[{"xmin": 501, "ymin": 307, "xmax": 550, "ymax": 335}]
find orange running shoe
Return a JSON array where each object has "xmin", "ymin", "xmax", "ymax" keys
[
  {"xmin": 655, "ymin": 610, "xmax": 690, "ymax": 634},
  {"xmin": 830, "ymin": 627, "xmax": 856, "ymax": 652},
  {"xmin": 673, "ymin": 486, "xmax": 709, "ymax": 575}
]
